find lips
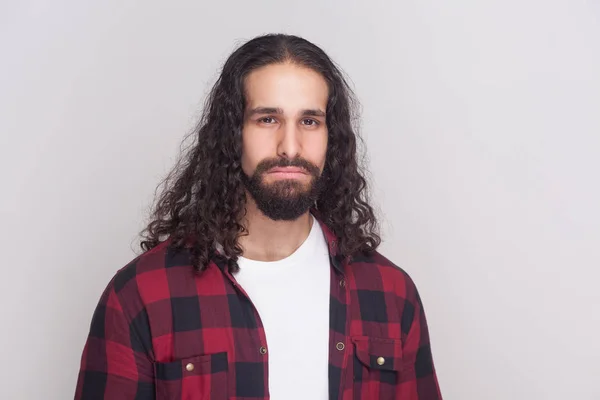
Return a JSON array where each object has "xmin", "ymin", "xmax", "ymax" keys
[{"xmin": 268, "ymin": 167, "xmax": 308, "ymax": 174}]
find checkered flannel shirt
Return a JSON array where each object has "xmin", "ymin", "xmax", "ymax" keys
[{"xmin": 75, "ymin": 218, "xmax": 442, "ymax": 399}]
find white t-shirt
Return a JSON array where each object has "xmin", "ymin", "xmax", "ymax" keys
[{"xmin": 234, "ymin": 215, "xmax": 330, "ymax": 400}]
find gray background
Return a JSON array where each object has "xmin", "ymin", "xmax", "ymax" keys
[{"xmin": 1, "ymin": 0, "xmax": 599, "ymax": 399}]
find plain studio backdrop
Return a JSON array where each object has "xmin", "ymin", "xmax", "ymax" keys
[{"xmin": 1, "ymin": 1, "xmax": 599, "ymax": 399}]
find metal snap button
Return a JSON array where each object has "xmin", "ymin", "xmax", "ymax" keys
[
  {"xmin": 336, "ymin": 342, "xmax": 345, "ymax": 351},
  {"xmin": 339, "ymin": 279, "xmax": 346, "ymax": 287},
  {"xmin": 259, "ymin": 346, "xmax": 267, "ymax": 355},
  {"xmin": 376, "ymin": 357, "xmax": 385, "ymax": 366},
  {"xmin": 185, "ymin": 363, "xmax": 195, "ymax": 372}
]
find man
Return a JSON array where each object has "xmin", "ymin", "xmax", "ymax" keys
[{"xmin": 75, "ymin": 34, "xmax": 442, "ymax": 400}]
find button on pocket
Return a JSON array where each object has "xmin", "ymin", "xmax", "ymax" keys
[
  {"xmin": 352, "ymin": 336, "xmax": 402, "ymax": 371},
  {"xmin": 352, "ymin": 336, "xmax": 404, "ymax": 399},
  {"xmin": 155, "ymin": 352, "xmax": 228, "ymax": 400}
]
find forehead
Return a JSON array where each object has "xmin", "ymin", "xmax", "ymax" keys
[{"xmin": 244, "ymin": 63, "xmax": 329, "ymax": 111}]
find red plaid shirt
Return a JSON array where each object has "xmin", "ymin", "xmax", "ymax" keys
[{"xmin": 75, "ymin": 219, "xmax": 442, "ymax": 399}]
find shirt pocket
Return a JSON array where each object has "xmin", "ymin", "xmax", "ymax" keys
[
  {"xmin": 154, "ymin": 352, "xmax": 228, "ymax": 400},
  {"xmin": 351, "ymin": 336, "xmax": 404, "ymax": 398}
]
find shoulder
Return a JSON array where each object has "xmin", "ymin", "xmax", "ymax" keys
[
  {"xmin": 112, "ymin": 241, "xmax": 189, "ymax": 288},
  {"xmin": 106, "ymin": 241, "xmax": 196, "ymax": 315},
  {"xmin": 347, "ymin": 250, "xmax": 422, "ymax": 304}
]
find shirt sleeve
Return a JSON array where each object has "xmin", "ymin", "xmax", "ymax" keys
[
  {"xmin": 74, "ymin": 280, "xmax": 155, "ymax": 399},
  {"xmin": 400, "ymin": 277, "xmax": 443, "ymax": 399}
]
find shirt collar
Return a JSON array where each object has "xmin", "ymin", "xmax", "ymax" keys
[{"xmin": 313, "ymin": 215, "xmax": 346, "ymax": 275}]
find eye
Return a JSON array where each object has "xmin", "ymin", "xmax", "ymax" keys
[
  {"xmin": 258, "ymin": 117, "xmax": 277, "ymax": 124},
  {"xmin": 301, "ymin": 118, "xmax": 319, "ymax": 126}
]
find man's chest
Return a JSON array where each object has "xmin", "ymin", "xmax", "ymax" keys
[
  {"xmin": 233, "ymin": 251, "xmax": 331, "ymax": 399},
  {"xmin": 144, "ymin": 260, "xmax": 408, "ymax": 400}
]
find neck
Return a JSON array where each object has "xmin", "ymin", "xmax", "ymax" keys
[{"xmin": 239, "ymin": 196, "xmax": 314, "ymax": 262}]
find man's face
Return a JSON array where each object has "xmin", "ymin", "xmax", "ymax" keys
[{"xmin": 241, "ymin": 62, "xmax": 329, "ymax": 221}]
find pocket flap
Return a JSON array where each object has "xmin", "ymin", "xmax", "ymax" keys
[
  {"xmin": 155, "ymin": 352, "xmax": 228, "ymax": 381},
  {"xmin": 352, "ymin": 336, "xmax": 403, "ymax": 371}
]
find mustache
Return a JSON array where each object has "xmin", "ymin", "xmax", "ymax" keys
[{"xmin": 254, "ymin": 157, "xmax": 321, "ymax": 177}]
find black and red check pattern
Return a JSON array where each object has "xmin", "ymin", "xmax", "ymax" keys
[{"xmin": 75, "ymin": 218, "xmax": 442, "ymax": 399}]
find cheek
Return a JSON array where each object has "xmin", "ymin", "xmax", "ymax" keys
[
  {"xmin": 240, "ymin": 153, "xmax": 251, "ymax": 176},
  {"xmin": 312, "ymin": 131, "xmax": 329, "ymax": 170},
  {"xmin": 241, "ymin": 130, "xmax": 269, "ymax": 175},
  {"xmin": 240, "ymin": 132, "xmax": 253, "ymax": 175},
  {"xmin": 241, "ymin": 147, "xmax": 258, "ymax": 177}
]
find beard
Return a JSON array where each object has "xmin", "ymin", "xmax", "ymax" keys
[{"xmin": 241, "ymin": 157, "xmax": 325, "ymax": 221}]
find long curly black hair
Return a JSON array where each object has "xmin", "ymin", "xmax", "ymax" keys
[{"xmin": 140, "ymin": 34, "xmax": 380, "ymax": 273}]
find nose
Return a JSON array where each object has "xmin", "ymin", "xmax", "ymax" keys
[{"xmin": 276, "ymin": 124, "xmax": 302, "ymax": 159}]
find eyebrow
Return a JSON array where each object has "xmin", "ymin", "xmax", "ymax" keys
[{"xmin": 246, "ymin": 107, "xmax": 326, "ymax": 118}]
